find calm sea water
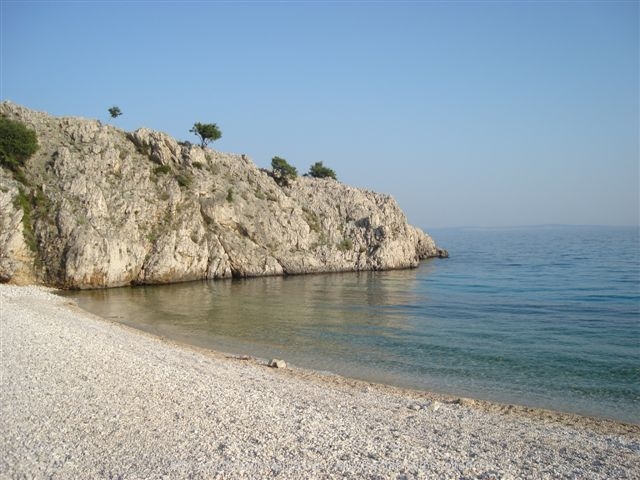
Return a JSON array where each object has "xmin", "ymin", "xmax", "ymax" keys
[{"xmin": 65, "ymin": 226, "xmax": 640, "ymax": 424}]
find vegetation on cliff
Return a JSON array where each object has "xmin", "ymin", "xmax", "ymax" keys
[
  {"xmin": 190, "ymin": 122, "xmax": 222, "ymax": 147},
  {"xmin": 0, "ymin": 117, "xmax": 39, "ymax": 172},
  {"xmin": 271, "ymin": 156, "xmax": 298, "ymax": 187},
  {"xmin": 108, "ymin": 106, "xmax": 122, "ymax": 119},
  {"xmin": 307, "ymin": 161, "xmax": 337, "ymax": 180},
  {"xmin": 0, "ymin": 102, "xmax": 443, "ymax": 289}
]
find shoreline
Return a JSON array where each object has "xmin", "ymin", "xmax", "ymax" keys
[
  {"xmin": 1, "ymin": 284, "xmax": 638, "ymax": 478},
  {"xmin": 87, "ymin": 308, "xmax": 636, "ymax": 434},
  {"xmin": 63, "ymin": 278, "xmax": 637, "ymax": 428},
  {"xmin": 77, "ymin": 302, "xmax": 637, "ymax": 433}
]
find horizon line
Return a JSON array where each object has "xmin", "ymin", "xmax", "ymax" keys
[{"xmin": 424, "ymin": 223, "xmax": 640, "ymax": 230}]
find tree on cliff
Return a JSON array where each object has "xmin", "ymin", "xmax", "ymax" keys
[
  {"xmin": 307, "ymin": 161, "xmax": 337, "ymax": 180},
  {"xmin": 190, "ymin": 122, "xmax": 222, "ymax": 148},
  {"xmin": 108, "ymin": 106, "xmax": 122, "ymax": 118},
  {"xmin": 0, "ymin": 118, "xmax": 39, "ymax": 171},
  {"xmin": 271, "ymin": 156, "xmax": 298, "ymax": 187}
]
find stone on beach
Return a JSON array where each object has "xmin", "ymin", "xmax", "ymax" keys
[{"xmin": 268, "ymin": 358, "xmax": 287, "ymax": 369}]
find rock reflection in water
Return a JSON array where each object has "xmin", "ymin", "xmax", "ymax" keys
[{"xmin": 67, "ymin": 268, "xmax": 426, "ymax": 379}]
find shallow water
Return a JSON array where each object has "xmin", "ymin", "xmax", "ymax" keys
[{"xmin": 66, "ymin": 226, "xmax": 640, "ymax": 424}]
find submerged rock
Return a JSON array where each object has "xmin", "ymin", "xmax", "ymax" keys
[{"xmin": 0, "ymin": 101, "xmax": 446, "ymax": 289}]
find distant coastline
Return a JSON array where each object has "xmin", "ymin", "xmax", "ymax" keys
[{"xmin": 427, "ymin": 224, "xmax": 640, "ymax": 231}]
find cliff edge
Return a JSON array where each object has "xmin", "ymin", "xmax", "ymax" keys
[{"xmin": 0, "ymin": 102, "xmax": 446, "ymax": 289}]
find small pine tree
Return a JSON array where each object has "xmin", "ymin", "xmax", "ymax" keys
[
  {"xmin": 271, "ymin": 156, "xmax": 298, "ymax": 186},
  {"xmin": 308, "ymin": 161, "xmax": 337, "ymax": 180},
  {"xmin": 108, "ymin": 106, "xmax": 122, "ymax": 118},
  {"xmin": 190, "ymin": 122, "xmax": 222, "ymax": 148}
]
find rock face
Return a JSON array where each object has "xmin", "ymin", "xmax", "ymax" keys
[{"xmin": 0, "ymin": 102, "xmax": 446, "ymax": 289}]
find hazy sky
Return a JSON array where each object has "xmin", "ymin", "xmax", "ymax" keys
[{"xmin": 1, "ymin": 1, "xmax": 638, "ymax": 228}]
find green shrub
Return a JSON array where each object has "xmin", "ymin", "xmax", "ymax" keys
[
  {"xmin": 190, "ymin": 122, "xmax": 222, "ymax": 147},
  {"xmin": 176, "ymin": 173, "xmax": 192, "ymax": 188},
  {"xmin": 302, "ymin": 208, "xmax": 321, "ymax": 233},
  {"xmin": 271, "ymin": 156, "xmax": 298, "ymax": 186},
  {"xmin": 0, "ymin": 118, "xmax": 39, "ymax": 171},
  {"xmin": 153, "ymin": 165, "xmax": 171, "ymax": 175},
  {"xmin": 226, "ymin": 187, "xmax": 234, "ymax": 202},
  {"xmin": 307, "ymin": 161, "xmax": 337, "ymax": 180},
  {"xmin": 135, "ymin": 142, "xmax": 151, "ymax": 157},
  {"xmin": 108, "ymin": 106, "xmax": 122, "ymax": 118},
  {"xmin": 337, "ymin": 238, "xmax": 353, "ymax": 252}
]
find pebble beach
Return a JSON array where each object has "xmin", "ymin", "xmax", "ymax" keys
[{"xmin": 1, "ymin": 284, "xmax": 638, "ymax": 479}]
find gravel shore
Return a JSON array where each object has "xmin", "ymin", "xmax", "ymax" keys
[{"xmin": 1, "ymin": 284, "xmax": 638, "ymax": 479}]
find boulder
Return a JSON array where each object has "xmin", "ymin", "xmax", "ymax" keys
[{"xmin": 268, "ymin": 359, "xmax": 287, "ymax": 369}]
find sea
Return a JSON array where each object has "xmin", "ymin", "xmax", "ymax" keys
[{"xmin": 65, "ymin": 225, "xmax": 640, "ymax": 425}]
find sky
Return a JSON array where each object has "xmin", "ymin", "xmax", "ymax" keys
[{"xmin": 1, "ymin": 0, "xmax": 638, "ymax": 229}]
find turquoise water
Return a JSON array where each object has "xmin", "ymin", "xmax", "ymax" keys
[{"xmin": 67, "ymin": 226, "xmax": 640, "ymax": 424}]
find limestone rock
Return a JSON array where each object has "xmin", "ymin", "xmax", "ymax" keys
[
  {"xmin": 0, "ymin": 173, "xmax": 36, "ymax": 284},
  {"xmin": 0, "ymin": 101, "xmax": 446, "ymax": 289},
  {"xmin": 268, "ymin": 359, "xmax": 287, "ymax": 369}
]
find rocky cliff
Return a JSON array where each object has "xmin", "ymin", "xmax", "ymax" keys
[{"xmin": 0, "ymin": 102, "xmax": 446, "ymax": 289}]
